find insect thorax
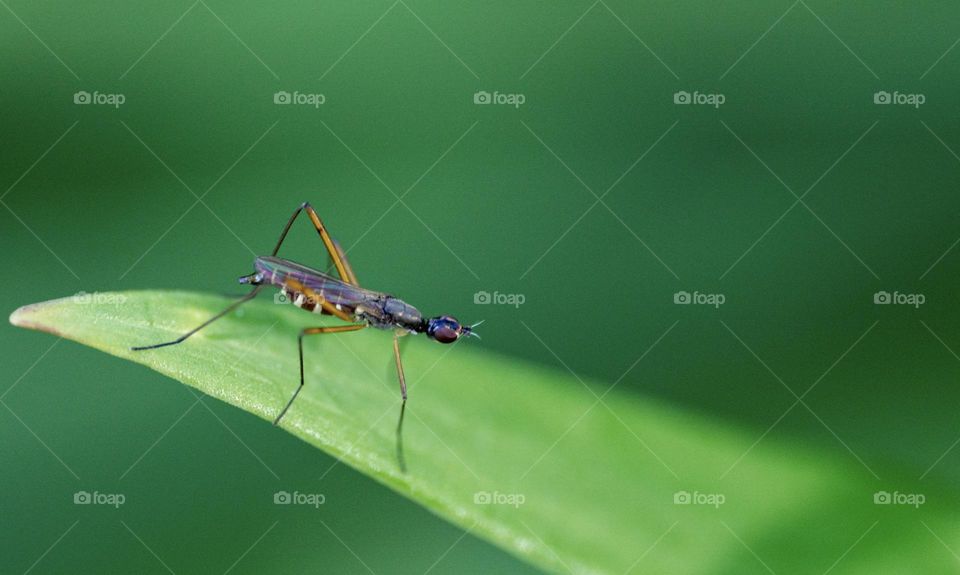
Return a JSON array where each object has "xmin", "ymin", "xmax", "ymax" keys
[{"xmin": 356, "ymin": 296, "xmax": 423, "ymax": 332}]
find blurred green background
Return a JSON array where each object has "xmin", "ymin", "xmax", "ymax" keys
[{"xmin": 3, "ymin": 1, "xmax": 960, "ymax": 573}]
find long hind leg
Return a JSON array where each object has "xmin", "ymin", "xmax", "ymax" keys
[
  {"xmin": 332, "ymin": 238, "xmax": 359, "ymax": 285},
  {"xmin": 131, "ymin": 286, "xmax": 262, "ymax": 351},
  {"xmin": 272, "ymin": 202, "xmax": 356, "ymax": 285}
]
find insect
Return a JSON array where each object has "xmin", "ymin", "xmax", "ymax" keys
[{"xmin": 132, "ymin": 202, "xmax": 479, "ymax": 425}]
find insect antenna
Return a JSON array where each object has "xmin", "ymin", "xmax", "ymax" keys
[{"xmin": 466, "ymin": 320, "xmax": 484, "ymax": 339}]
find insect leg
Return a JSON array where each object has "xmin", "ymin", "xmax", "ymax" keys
[
  {"xmin": 395, "ymin": 400, "xmax": 407, "ymax": 473},
  {"xmin": 393, "ymin": 331, "xmax": 408, "ymax": 401},
  {"xmin": 131, "ymin": 286, "xmax": 262, "ymax": 351},
  {"xmin": 274, "ymin": 323, "xmax": 366, "ymax": 425},
  {"xmin": 392, "ymin": 332, "xmax": 409, "ymax": 471},
  {"xmin": 332, "ymin": 238, "xmax": 359, "ymax": 285},
  {"xmin": 271, "ymin": 202, "xmax": 355, "ymax": 285}
]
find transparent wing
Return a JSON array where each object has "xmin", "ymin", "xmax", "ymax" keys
[
  {"xmin": 300, "ymin": 270, "xmax": 378, "ymax": 308},
  {"xmin": 268, "ymin": 257, "xmax": 379, "ymax": 308}
]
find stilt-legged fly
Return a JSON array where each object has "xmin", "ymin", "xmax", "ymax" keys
[{"xmin": 132, "ymin": 202, "xmax": 479, "ymax": 426}]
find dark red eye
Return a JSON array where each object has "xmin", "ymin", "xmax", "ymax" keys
[
  {"xmin": 433, "ymin": 326, "xmax": 458, "ymax": 343},
  {"xmin": 428, "ymin": 317, "xmax": 461, "ymax": 343}
]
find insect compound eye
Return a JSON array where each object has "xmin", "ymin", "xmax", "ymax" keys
[
  {"xmin": 433, "ymin": 326, "xmax": 458, "ymax": 343},
  {"xmin": 428, "ymin": 316, "xmax": 460, "ymax": 344}
]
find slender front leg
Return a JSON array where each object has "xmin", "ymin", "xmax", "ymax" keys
[
  {"xmin": 271, "ymin": 202, "xmax": 354, "ymax": 285},
  {"xmin": 131, "ymin": 286, "xmax": 262, "ymax": 351},
  {"xmin": 395, "ymin": 401, "xmax": 407, "ymax": 473},
  {"xmin": 274, "ymin": 323, "xmax": 366, "ymax": 425},
  {"xmin": 393, "ymin": 331, "xmax": 408, "ymax": 401}
]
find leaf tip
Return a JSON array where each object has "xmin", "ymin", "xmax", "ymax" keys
[
  {"xmin": 9, "ymin": 304, "xmax": 30, "ymax": 327},
  {"xmin": 9, "ymin": 301, "xmax": 62, "ymax": 337}
]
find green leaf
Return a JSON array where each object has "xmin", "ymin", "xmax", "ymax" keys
[{"xmin": 10, "ymin": 291, "xmax": 960, "ymax": 574}]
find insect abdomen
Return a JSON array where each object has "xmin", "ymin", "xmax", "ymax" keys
[
  {"xmin": 281, "ymin": 288, "xmax": 322, "ymax": 313},
  {"xmin": 280, "ymin": 287, "xmax": 354, "ymax": 317}
]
